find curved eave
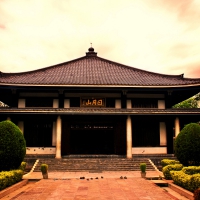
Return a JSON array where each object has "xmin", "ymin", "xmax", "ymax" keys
[
  {"xmin": 0, "ymin": 108, "xmax": 200, "ymax": 115},
  {"xmin": 0, "ymin": 83, "xmax": 200, "ymax": 88}
]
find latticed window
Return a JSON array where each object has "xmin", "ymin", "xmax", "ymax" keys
[{"xmin": 24, "ymin": 121, "xmax": 53, "ymax": 147}]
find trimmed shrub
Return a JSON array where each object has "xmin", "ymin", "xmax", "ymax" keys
[
  {"xmin": 174, "ymin": 123, "xmax": 200, "ymax": 166},
  {"xmin": 170, "ymin": 171, "xmax": 191, "ymax": 190},
  {"xmin": 140, "ymin": 163, "xmax": 146, "ymax": 173},
  {"xmin": 0, "ymin": 120, "xmax": 26, "ymax": 171},
  {"xmin": 162, "ymin": 164, "xmax": 183, "ymax": 180},
  {"xmin": 190, "ymin": 175, "xmax": 200, "ymax": 192},
  {"xmin": 161, "ymin": 159, "xmax": 180, "ymax": 168},
  {"xmin": 41, "ymin": 164, "xmax": 48, "ymax": 174},
  {"xmin": 182, "ymin": 166, "xmax": 200, "ymax": 175},
  {"xmin": 0, "ymin": 169, "xmax": 23, "ymax": 190},
  {"xmin": 170, "ymin": 171, "xmax": 200, "ymax": 192},
  {"xmin": 18, "ymin": 162, "xmax": 26, "ymax": 172}
]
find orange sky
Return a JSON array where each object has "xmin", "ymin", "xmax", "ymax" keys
[{"xmin": 0, "ymin": 0, "xmax": 200, "ymax": 78}]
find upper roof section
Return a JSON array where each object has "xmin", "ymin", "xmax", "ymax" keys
[{"xmin": 1, "ymin": 47, "xmax": 200, "ymax": 88}]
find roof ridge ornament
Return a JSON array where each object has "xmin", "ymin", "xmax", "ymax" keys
[{"xmin": 86, "ymin": 44, "xmax": 97, "ymax": 57}]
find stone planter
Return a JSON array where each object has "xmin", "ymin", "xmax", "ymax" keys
[
  {"xmin": 141, "ymin": 172, "xmax": 146, "ymax": 178},
  {"xmin": 42, "ymin": 172, "xmax": 48, "ymax": 179}
]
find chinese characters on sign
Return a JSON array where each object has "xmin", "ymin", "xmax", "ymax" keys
[{"xmin": 81, "ymin": 98, "xmax": 105, "ymax": 107}]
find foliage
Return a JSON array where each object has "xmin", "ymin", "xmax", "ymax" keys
[
  {"xmin": 0, "ymin": 120, "xmax": 26, "ymax": 171},
  {"xmin": 40, "ymin": 164, "xmax": 48, "ymax": 174},
  {"xmin": 0, "ymin": 101, "xmax": 9, "ymax": 108},
  {"xmin": 0, "ymin": 169, "xmax": 23, "ymax": 191},
  {"xmin": 195, "ymin": 92, "xmax": 200, "ymax": 101},
  {"xmin": 194, "ymin": 188, "xmax": 200, "ymax": 200},
  {"xmin": 174, "ymin": 123, "xmax": 200, "ymax": 166},
  {"xmin": 140, "ymin": 163, "xmax": 146, "ymax": 173},
  {"xmin": 18, "ymin": 162, "xmax": 26, "ymax": 172},
  {"xmin": 170, "ymin": 171, "xmax": 200, "ymax": 192},
  {"xmin": 161, "ymin": 159, "xmax": 180, "ymax": 168},
  {"xmin": 173, "ymin": 92, "xmax": 200, "ymax": 108},
  {"xmin": 162, "ymin": 164, "xmax": 183, "ymax": 180},
  {"xmin": 173, "ymin": 98, "xmax": 198, "ymax": 108},
  {"xmin": 182, "ymin": 166, "xmax": 200, "ymax": 175}
]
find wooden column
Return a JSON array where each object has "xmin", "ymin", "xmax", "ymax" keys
[
  {"xmin": 160, "ymin": 122, "xmax": 167, "ymax": 146},
  {"xmin": 18, "ymin": 121, "xmax": 24, "ymax": 134},
  {"xmin": 55, "ymin": 115, "xmax": 62, "ymax": 159},
  {"xmin": 175, "ymin": 117, "xmax": 180, "ymax": 137},
  {"xmin": 126, "ymin": 115, "xmax": 132, "ymax": 158}
]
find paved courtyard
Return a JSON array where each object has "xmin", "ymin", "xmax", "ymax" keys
[{"xmin": 1, "ymin": 171, "xmax": 190, "ymax": 200}]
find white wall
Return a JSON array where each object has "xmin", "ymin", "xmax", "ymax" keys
[
  {"xmin": 18, "ymin": 99, "xmax": 25, "ymax": 108},
  {"xmin": 126, "ymin": 100, "xmax": 132, "ymax": 109},
  {"xmin": 132, "ymin": 147, "xmax": 167, "ymax": 154},
  {"xmin": 26, "ymin": 147, "xmax": 56, "ymax": 154},
  {"xmin": 53, "ymin": 99, "xmax": 59, "ymax": 108},
  {"xmin": 64, "ymin": 99, "xmax": 70, "ymax": 108},
  {"xmin": 115, "ymin": 99, "xmax": 121, "ymax": 108},
  {"xmin": 158, "ymin": 100, "xmax": 165, "ymax": 109}
]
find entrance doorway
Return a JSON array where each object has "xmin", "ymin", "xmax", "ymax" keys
[
  {"xmin": 70, "ymin": 129, "xmax": 114, "ymax": 154},
  {"xmin": 61, "ymin": 115, "xmax": 126, "ymax": 156}
]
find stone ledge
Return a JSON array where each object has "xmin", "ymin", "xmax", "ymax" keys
[
  {"xmin": 166, "ymin": 181, "xmax": 193, "ymax": 200},
  {"xmin": 0, "ymin": 179, "xmax": 28, "ymax": 199}
]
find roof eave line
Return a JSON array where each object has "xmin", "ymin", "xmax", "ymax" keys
[{"xmin": 0, "ymin": 83, "xmax": 200, "ymax": 88}]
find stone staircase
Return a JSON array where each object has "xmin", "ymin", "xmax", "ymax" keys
[{"xmin": 30, "ymin": 157, "xmax": 156, "ymax": 172}]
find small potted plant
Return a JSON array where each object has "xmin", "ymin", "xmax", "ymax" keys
[
  {"xmin": 41, "ymin": 164, "xmax": 48, "ymax": 179},
  {"xmin": 140, "ymin": 163, "xmax": 146, "ymax": 178}
]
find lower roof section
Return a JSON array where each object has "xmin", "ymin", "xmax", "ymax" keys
[{"xmin": 0, "ymin": 108, "xmax": 200, "ymax": 115}]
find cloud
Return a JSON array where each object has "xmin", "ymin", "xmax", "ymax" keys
[
  {"xmin": 0, "ymin": 24, "xmax": 5, "ymax": 29},
  {"xmin": 187, "ymin": 66, "xmax": 200, "ymax": 78},
  {"xmin": 0, "ymin": 0, "xmax": 200, "ymax": 79},
  {"xmin": 179, "ymin": 62, "xmax": 200, "ymax": 78}
]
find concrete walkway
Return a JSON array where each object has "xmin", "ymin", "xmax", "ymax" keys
[
  {"xmin": 23, "ymin": 170, "xmax": 163, "ymax": 180},
  {"xmin": 1, "ymin": 171, "xmax": 190, "ymax": 200}
]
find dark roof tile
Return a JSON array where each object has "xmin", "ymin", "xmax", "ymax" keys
[{"xmin": 1, "ymin": 51, "xmax": 200, "ymax": 87}]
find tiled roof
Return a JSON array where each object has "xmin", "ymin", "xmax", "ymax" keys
[{"xmin": 1, "ymin": 48, "xmax": 200, "ymax": 87}]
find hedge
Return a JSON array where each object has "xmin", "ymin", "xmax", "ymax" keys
[
  {"xmin": 0, "ymin": 162, "xmax": 26, "ymax": 191},
  {"xmin": 182, "ymin": 166, "xmax": 200, "ymax": 175},
  {"xmin": 0, "ymin": 170, "xmax": 23, "ymax": 191},
  {"xmin": 18, "ymin": 162, "xmax": 26, "ymax": 172},
  {"xmin": 170, "ymin": 171, "xmax": 200, "ymax": 192},
  {"xmin": 161, "ymin": 159, "xmax": 180, "ymax": 168},
  {"xmin": 162, "ymin": 164, "xmax": 183, "ymax": 180}
]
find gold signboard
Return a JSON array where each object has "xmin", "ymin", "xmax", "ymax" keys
[{"xmin": 81, "ymin": 98, "xmax": 105, "ymax": 107}]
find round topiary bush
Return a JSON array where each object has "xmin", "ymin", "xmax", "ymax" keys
[
  {"xmin": 0, "ymin": 120, "xmax": 26, "ymax": 171},
  {"xmin": 174, "ymin": 123, "xmax": 200, "ymax": 166}
]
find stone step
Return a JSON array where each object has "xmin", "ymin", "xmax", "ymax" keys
[
  {"xmin": 32, "ymin": 158, "xmax": 156, "ymax": 172},
  {"xmin": 24, "ymin": 154, "xmax": 176, "ymax": 172}
]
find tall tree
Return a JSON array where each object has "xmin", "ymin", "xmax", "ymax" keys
[{"xmin": 173, "ymin": 93, "xmax": 200, "ymax": 108}]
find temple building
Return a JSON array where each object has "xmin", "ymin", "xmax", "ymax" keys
[{"xmin": 0, "ymin": 47, "xmax": 200, "ymax": 158}]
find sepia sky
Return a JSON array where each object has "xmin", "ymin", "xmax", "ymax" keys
[{"xmin": 0, "ymin": 0, "xmax": 200, "ymax": 78}]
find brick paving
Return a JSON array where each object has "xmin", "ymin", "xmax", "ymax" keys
[
  {"xmin": 3, "ymin": 178, "xmax": 178, "ymax": 200},
  {"xmin": 1, "ymin": 171, "xmax": 190, "ymax": 200}
]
